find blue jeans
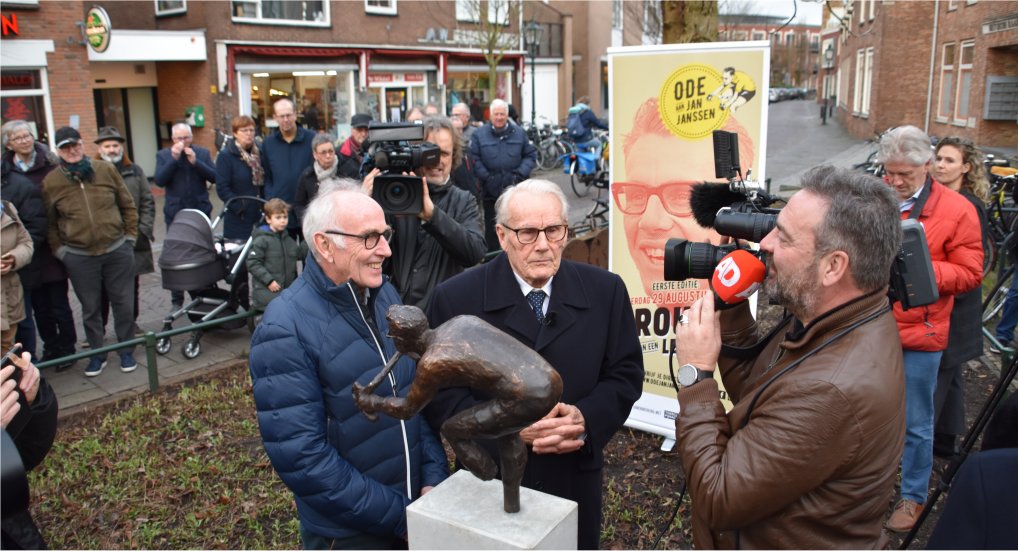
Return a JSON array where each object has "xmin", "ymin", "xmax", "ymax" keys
[
  {"xmin": 994, "ymin": 275, "xmax": 1018, "ymax": 345},
  {"xmin": 900, "ymin": 349, "xmax": 943, "ymax": 504}
]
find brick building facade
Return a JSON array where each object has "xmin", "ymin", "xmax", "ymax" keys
[
  {"xmin": 829, "ymin": 0, "xmax": 1018, "ymax": 149},
  {"xmin": 2, "ymin": 1, "xmax": 651, "ymax": 170}
]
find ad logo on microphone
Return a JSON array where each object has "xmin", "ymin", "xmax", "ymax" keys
[{"xmin": 714, "ymin": 256, "xmax": 741, "ymax": 287}]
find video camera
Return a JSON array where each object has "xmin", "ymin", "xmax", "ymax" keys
[
  {"xmin": 360, "ymin": 122, "xmax": 441, "ymax": 215},
  {"xmin": 662, "ymin": 130, "xmax": 939, "ymax": 311}
]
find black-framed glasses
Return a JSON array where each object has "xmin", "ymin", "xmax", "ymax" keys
[
  {"xmin": 323, "ymin": 227, "xmax": 393, "ymax": 249},
  {"xmin": 612, "ymin": 181, "xmax": 698, "ymax": 218},
  {"xmin": 500, "ymin": 224, "xmax": 568, "ymax": 244}
]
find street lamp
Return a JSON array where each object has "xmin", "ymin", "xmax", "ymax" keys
[
  {"xmin": 523, "ymin": 20, "xmax": 543, "ymax": 128},
  {"xmin": 824, "ymin": 43, "xmax": 835, "ymax": 68}
]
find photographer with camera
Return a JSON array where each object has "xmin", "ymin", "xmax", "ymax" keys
[
  {"xmin": 878, "ymin": 126, "xmax": 984, "ymax": 533},
  {"xmin": 674, "ymin": 166, "xmax": 906, "ymax": 548},
  {"xmin": 379, "ymin": 116, "xmax": 485, "ymax": 309}
]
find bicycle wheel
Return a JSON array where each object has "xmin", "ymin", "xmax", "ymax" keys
[
  {"xmin": 570, "ymin": 161, "xmax": 590, "ymax": 197},
  {"xmin": 983, "ymin": 266, "xmax": 1014, "ymax": 323},
  {"xmin": 538, "ymin": 140, "xmax": 558, "ymax": 170},
  {"xmin": 534, "ymin": 144, "xmax": 548, "ymax": 171}
]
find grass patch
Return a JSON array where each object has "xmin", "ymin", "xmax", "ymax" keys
[{"xmin": 29, "ymin": 363, "xmax": 299, "ymax": 549}]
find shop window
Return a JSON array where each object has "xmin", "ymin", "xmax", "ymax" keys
[
  {"xmin": 954, "ymin": 40, "xmax": 974, "ymax": 124},
  {"xmin": 155, "ymin": 0, "xmax": 186, "ymax": 16},
  {"xmin": 938, "ymin": 43, "xmax": 956, "ymax": 121},
  {"xmin": 852, "ymin": 48, "xmax": 864, "ymax": 114},
  {"xmin": 861, "ymin": 47, "xmax": 873, "ymax": 116},
  {"xmin": 455, "ymin": 0, "xmax": 478, "ymax": 22},
  {"xmin": 364, "ymin": 0, "xmax": 396, "ymax": 16},
  {"xmin": 232, "ymin": 0, "xmax": 328, "ymax": 25},
  {"xmin": 0, "ymin": 69, "xmax": 49, "ymax": 144}
]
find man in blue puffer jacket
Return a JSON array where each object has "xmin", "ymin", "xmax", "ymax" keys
[
  {"xmin": 249, "ymin": 182, "xmax": 448, "ymax": 549},
  {"xmin": 468, "ymin": 98, "xmax": 537, "ymax": 252}
]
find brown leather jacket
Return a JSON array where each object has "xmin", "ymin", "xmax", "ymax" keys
[{"xmin": 676, "ymin": 290, "xmax": 905, "ymax": 549}]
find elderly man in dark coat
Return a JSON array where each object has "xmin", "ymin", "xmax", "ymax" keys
[{"xmin": 424, "ymin": 179, "xmax": 644, "ymax": 550}]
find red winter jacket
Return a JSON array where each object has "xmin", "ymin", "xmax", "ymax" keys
[{"xmin": 893, "ymin": 179, "xmax": 983, "ymax": 351}]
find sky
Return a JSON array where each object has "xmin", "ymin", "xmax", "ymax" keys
[{"xmin": 720, "ymin": 0, "xmax": 826, "ymax": 26}]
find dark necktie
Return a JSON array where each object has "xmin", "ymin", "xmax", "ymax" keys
[{"xmin": 526, "ymin": 289, "xmax": 546, "ymax": 323}]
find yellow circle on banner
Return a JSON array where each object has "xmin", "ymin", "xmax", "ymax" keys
[{"xmin": 658, "ymin": 64, "xmax": 727, "ymax": 140}]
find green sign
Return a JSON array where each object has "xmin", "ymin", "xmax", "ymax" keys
[{"xmin": 85, "ymin": 6, "xmax": 111, "ymax": 53}]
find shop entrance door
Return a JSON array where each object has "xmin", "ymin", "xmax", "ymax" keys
[
  {"xmin": 94, "ymin": 87, "xmax": 159, "ymax": 175},
  {"xmin": 385, "ymin": 88, "xmax": 407, "ymax": 121}
]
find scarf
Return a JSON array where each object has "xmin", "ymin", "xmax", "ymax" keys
[
  {"xmin": 60, "ymin": 158, "xmax": 94, "ymax": 184},
  {"xmin": 314, "ymin": 160, "xmax": 338, "ymax": 182},
  {"xmin": 238, "ymin": 141, "xmax": 264, "ymax": 187}
]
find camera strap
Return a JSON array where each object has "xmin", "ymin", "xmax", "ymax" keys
[{"xmin": 906, "ymin": 175, "xmax": 933, "ymax": 221}]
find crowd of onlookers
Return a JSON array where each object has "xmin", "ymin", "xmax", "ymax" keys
[
  {"xmin": 3, "ymin": 98, "xmax": 1016, "ymax": 550},
  {"xmin": 0, "ymin": 91, "xmax": 580, "ymax": 378}
]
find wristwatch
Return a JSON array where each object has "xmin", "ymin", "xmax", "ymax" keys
[{"xmin": 677, "ymin": 364, "xmax": 713, "ymax": 388}]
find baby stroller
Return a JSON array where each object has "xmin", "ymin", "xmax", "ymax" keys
[{"xmin": 157, "ymin": 196, "xmax": 264, "ymax": 359}]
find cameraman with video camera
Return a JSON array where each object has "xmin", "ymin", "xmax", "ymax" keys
[
  {"xmin": 674, "ymin": 166, "xmax": 907, "ymax": 548},
  {"xmin": 382, "ymin": 116, "xmax": 485, "ymax": 309}
]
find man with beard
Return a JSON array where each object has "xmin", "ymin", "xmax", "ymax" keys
[
  {"xmin": 94, "ymin": 127, "xmax": 155, "ymax": 336},
  {"xmin": 377, "ymin": 116, "xmax": 485, "ymax": 308},
  {"xmin": 673, "ymin": 166, "xmax": 907, "ymax": 548}
]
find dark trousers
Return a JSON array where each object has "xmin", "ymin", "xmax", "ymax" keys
[
  {"xmin": 934, "ymin": 358, "xmax": 966, "ymax": 437},
  {"xmin": 62, "ymin": 242, "xmax": 136, "ymax": 360},
  {"xmin": 100, "ymin": 275, "xmax": 140, "ymax": 327},
  {"xmin": 13, "ymin": 290, "xmax": 37, "ymax": 359},
  {"xmin": 30, "ymin": 279, "xmax": 76, "ymax": 357}
]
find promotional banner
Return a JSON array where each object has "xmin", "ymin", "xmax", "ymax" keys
[{"xmin": 608, "ymin": 41, "xmax": 770, "ymax": 443}]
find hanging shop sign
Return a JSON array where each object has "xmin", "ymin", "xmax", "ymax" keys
[{"xmin": 85, "ymin": 6, "xmax": 111, "ymax": 53}]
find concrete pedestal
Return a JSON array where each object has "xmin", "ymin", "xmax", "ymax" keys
[{"xmin": 407, "ymin": 470, "xmax": 578, "ymax": 549}]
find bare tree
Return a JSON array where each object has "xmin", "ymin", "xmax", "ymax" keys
[{"xmin": 454, "ymin": 0, "xmax": 522, "ymax": 104}]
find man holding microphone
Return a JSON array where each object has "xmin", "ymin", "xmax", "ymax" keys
[{"xmin": 673, "ymin": 166, "xmax": 906, "ymax": 548}]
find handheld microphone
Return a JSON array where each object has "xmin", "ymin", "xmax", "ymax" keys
[
  {"xmin": 711, "ymin": 249, "xmax": 766, "ymax": 305},
  {"xmin": 543, "ymin": 311, "xmax": 557, "ymax": 327},
  {"xmin": 690, "ymin": 183, "xmax": 746, "ymax": 228}
]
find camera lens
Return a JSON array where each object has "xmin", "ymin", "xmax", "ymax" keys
[
  {"xmin": 381, "ymin": 181, "xmax": 413, "ymax": 210},
  {"xmin": 664, "ymin": 239, "xmax": 735, "ymax": 281}
]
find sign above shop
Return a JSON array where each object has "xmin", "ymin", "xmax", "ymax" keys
[
  {"xmin": 368, "ymin": 72, "xmax": 425, "ymax": 85},
  {"xmin": 85, "ymin": 6, "xmax": 111, "ymax": 53},
  {"xmin": 1, "ymin": 13, "xmax": 20, "ymax": 36}
]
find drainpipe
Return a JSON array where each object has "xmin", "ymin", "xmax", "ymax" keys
[{"xmin": 923, "ymin": 0, "xmax": 940, "ymax": 134}]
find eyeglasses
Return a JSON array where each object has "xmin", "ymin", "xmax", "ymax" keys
[
  {"xmin": 315, "ymin": 148, "xmax": 336, "ymax": 157},
  {"xmin": 236, "ymin": 127, "xmax": 256, "ymax": 134},
  {"xmin": 612, "ymin": 181, "xmax": 697, "ymax": 217},
  {"xmin": 10, "ymin": 134, "xmax": 33, "ymax": 143},
  {"xmin": 172, "ymin": 135, "xmax": 192, "ymax": 142},
  {"xmin": 323, "ymin": 227, "xmax": 393, "ymax": 249},
  {"xmin": 500, "ymin": 224, "xmax": 568, "ymax": 244}
]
